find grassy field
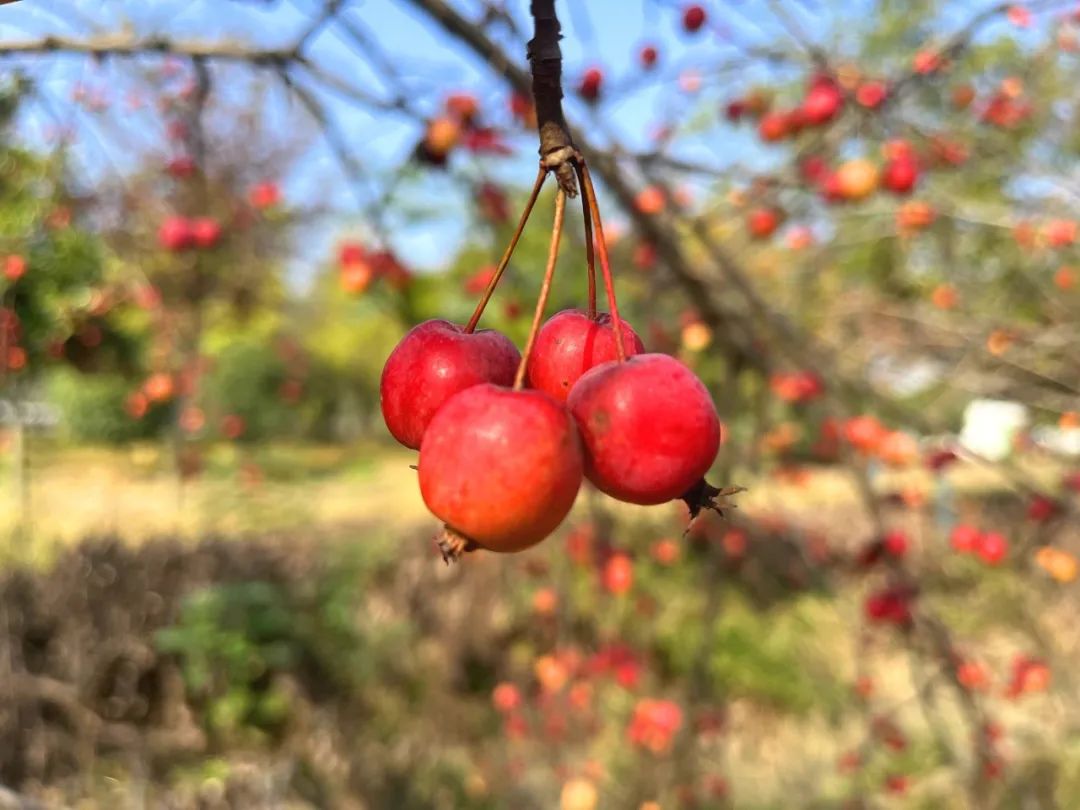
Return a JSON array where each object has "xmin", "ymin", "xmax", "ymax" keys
[
  {"xmin": 0, "ymin": 441, "xmax": 429, "ymax": 551},
  {"xmin": 0, "ymin": 436, "xmax": 1049, "ymax": 549}
]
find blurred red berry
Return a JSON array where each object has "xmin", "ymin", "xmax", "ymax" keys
[
  {"xmin": 844, "ymin": 415, "xmax": 886, "ymax": 453},
  {"xmin": 950, "ymin": 523, "xmax": 980, "ymax": 553},
  {"xmin": 913, "ymin": 50, "xmax": 943, "ymax": 74},
  {"xmin": 158, "ymin": 216, "xmax": 193, "ymax": 251},
  {"xmin": 338, "ymin": 241, "xmax": 366, "ymax": 266},
  {"xmin": 579, "ymin": 68, "xmax": 603, "ymax": 102},
  {"xmin": 587, "ymin": 643, "xmax": 642, "ymax": 689},
  {"xmin": 883, "ymin": 530, "xmax": 908, "ymax": 558},
  {"xmin": 220, "ymin": 413, "xmax": 246, "ymax": 440},
  {"xmin": 627, "ymin": 698, "xmax": 683, "ymax": 753},
  {"xmin": 682, "ymin": 5, "xmax": 707, "ymax": 32},
  {"xmin": 1006, "ymin": 655, "xmax": 1050, "ymax": 698},
  {"xmin": 770, "ymin": 371, "xmax": 824, "ymax": 403},
  {"xmin": 165, "ymin": 155, "xmax": 197, "ymax": 179},
  {"xmin": 602, "ymin": 553, "xmax": 634, "ymax": 595},
  {"xmin": 855, "ymin": 80, "xmax": 888, "ymax": 108},
  {"xmin": 864, "ymin": 587, "xmax": 914, "ymax": 626},
  {"xmin": 925, "ymin": 448, "xmax": 958, "ymax": 471},
  {"xmin": 1027, "ymin": 495, "xmax": 1060, "ymax": 523},
  {"xmin": 492, "ymin": 682, "xmax": 522, "ymax": 713},
  {"xmin": 565, "ymin": 525, "xmax": 595, "ymax": 566},
  {"xmin": 3, "ymin": 255, "xmax": 26, "ymax": 281},
  {"xmin": 802, "ymin": 76, "xmax": 843, "ymax": 125},
  {"xmin": 190, "ymin": 216, "xmax": 222, "ymax": 249},
  {"xmin": 248, "ymin": 181, "xmax": 281, "ymax": 209},
  {"xmin": 464, "ymin": 265, "xmax": 497, "ymax": 295},
  {"xmin": 1007, "ymin": 5, "xmax": 1032, "ymax": 28},
  {"xmin": 956, "ymin": 659, "xmax": 990, "ymax": 691},
  {"xmin": 650, "ymin": 538, "xmax": 681, "ymax": 565},
  {"xmin": 884, "ymin": 774, "xmax": 909, "ymax": 795},
  {"xmin": 976, "ymin": 531, "xmax": 1008, "ymax": 565}
]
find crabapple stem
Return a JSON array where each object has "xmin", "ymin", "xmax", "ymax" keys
[
  {"xmin": 574, "ymin": 162, "xmax": 597, "ymax": 318},
  {"xmin": 578, "ymin": 161, "xmax": 628, "ymax": 362},
  {"xmin": 514, "ymin": 189, "xmax": 567, "ymax": 390},
  {"xmin": 464, "ymin": 166, "xmax": 548, "ymax": 334}
]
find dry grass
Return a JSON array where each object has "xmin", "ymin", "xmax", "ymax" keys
[
  {"xmin": 0, "ymin": 441, "xmax": 1052, "ymax": 552},
  {"xmin": 0, "ymin": 442, "xmax": 428, "ymax": 557}
]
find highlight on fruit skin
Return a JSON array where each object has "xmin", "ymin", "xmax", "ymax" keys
[
  {"xmin": 418, "ymin": 383, "xmax": 584, "ymax": 561},
  {"xmin": 379, "ymin": 319, "xmax": 520, "ymax": 450},
  {"xmin": 567, "ymin": 352, "xmax": 721, "ymax": 506},
  {"xmin": 525, "ymin": 308, "xmax": 645, "ymax": 403}
]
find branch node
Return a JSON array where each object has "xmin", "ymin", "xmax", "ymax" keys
[{"xmin": 541, "ymin": 145, "xmax": 578, "ymax": 197}]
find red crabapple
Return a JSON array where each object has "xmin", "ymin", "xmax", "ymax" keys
[
  {"xmin": 579, "ymin": 68, "xmax": 603, "ymax": 103},
  {"xmin": 747, "ymin": 207, "xmax": 781, "ymax": 239},
  {"xmin": 418, "ymin": 384, "xmax": 583, "ymax": 556},
  {"xmin": 568, "ymin": 353, "xmax": 721, "ymax": 505},
  {"xmin": 526, "ymin": 308, "xmax": 644, "ymax": 403},
  {"xmin": 158, "ymin": 216, "xmax": 192, "ymax": 251},
  {"xmin": 976, "ymin": 532, "xmax": 1008, "ymax": 565},
  {"xmin": 682, "ymin": 4, "xmax": 707, "ymax": 32},
  {"xmin": 380, "ymin": 319, "xmax": 520, "ymax": 449},
  {"xmin": 602, "ymin": 553, "xmax": 634, "ymax": 594},
  {"xmin": 950, "ymin": 523, "xmax": 980, "ymax": 553},
  {"xmin": 802, "ymin": 76, "xmax": 843, "ymax": 125},
  {"xmin": 882, "ymin": 156, "xmax": 919, "ymax": 194},
  {"xmin": 190, "ymin": 216, "xmax": 222, "ymax": 248}
]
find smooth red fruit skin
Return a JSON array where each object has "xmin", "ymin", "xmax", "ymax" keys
[
  {"xmin": 580, "ymin": 68, "xmax": 603, "ymax": 102},
  {"xmin": 418, "ymin": 384, "xmax": 583, "ymax": 552},
  {"xmin": 190, "ymin": 216, "xmax": 221, "ymax": 248},
  {"xmin": 747, "ymin": 207, "xmax": 780, "ymax": 240},
  {"xmin": 526, "ymin": 309, "xmax": 645, "ymax": 404},
  {"xmin": 568, "ymin": 353, "xmax": 721, "ymax": 505},
  {"xmin": 683, "ymin": 4, "xmax": 706, "ymax": 32},
  {"xmin": 380, "ymin": 319, "xmax": 520, "ymax": 450},
  {"xmin": 158, "ymin": 216, "xmax": 192, "ymax": 251},
  {"xmin": 882, "ymin": 157, "xmax": 919, "ymax": 194},
  {"xmin": 802, "ymin": 80, "xmax": 843, "ymax": 125}
]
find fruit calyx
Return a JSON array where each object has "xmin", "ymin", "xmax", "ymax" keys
[
  {"xmin": 437, "ymin": 524, "xmax": 481, "ymax": 564},
  {"xmin": 680, "ymin": 478, "xmax": 746, "ymax": 522}
]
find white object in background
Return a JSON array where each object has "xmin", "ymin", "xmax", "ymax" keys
[
  {"xmin": 958, "ymin": 399, "xmax": 1029, "ymax": 461},
  {"xmin": 1032, "ymin": 425, "xmax": 1080, "ymax": 457}
]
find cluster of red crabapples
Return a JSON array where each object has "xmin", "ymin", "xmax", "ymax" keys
[{"xmin": 380, "ymin": 158, "xmax": 731, "ymax": 561}]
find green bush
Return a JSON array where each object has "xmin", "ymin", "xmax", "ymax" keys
[
  {"xmin": 47, "ymin": 368, "xmax": 168, "ymax": 444},
  {"xmin": 201, "ymin": 340, "xmax": 293, "ymax": 442}
]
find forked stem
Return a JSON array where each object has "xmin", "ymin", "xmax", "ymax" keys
[
  {"xmin": 513, "ymin": 189, "xmax": 567, "ymax": 390},
  {"xmin": 578, "ymin": 161, "xmax": 628, "ymax": 361},
  {"xmin": 464, "ymin": 166, "xmax": 548, "ymax": 333},
  {"xmin": 574, "ymin": 162, "xmax": 597, "ymax": 317}
]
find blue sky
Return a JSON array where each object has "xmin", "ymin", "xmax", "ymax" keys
[{"xmin": 0, "ymin": 0, "xmax": 1041, "ymax": 280}]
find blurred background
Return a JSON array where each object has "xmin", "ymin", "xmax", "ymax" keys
[{"xmin": 1, "ymin": 0, "xmax": 1079, "ymax": 807}]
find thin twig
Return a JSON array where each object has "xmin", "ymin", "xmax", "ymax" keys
[
  {"xmin": 578, "ymin": 161, "xmax": 628, "ymax": 361},
  {"xmin": 574, "ymin": 162, "xmax": 597, "ymax": 317},
  {"xmin": 464, "ymin": 166, "xmax": 548, "ymax": 333},
  {"xmin": 514, "ymin": 189, "xmax": 566, "ymax": 390}
]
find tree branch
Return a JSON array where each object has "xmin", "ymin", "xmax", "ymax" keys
[
  {"xmin": 527, "ymin": 0, "xmax": 576, "ymax": 195},
  {"xmin": 0, "ymin": 33, "xmax": 296, "ymax": 63}
]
